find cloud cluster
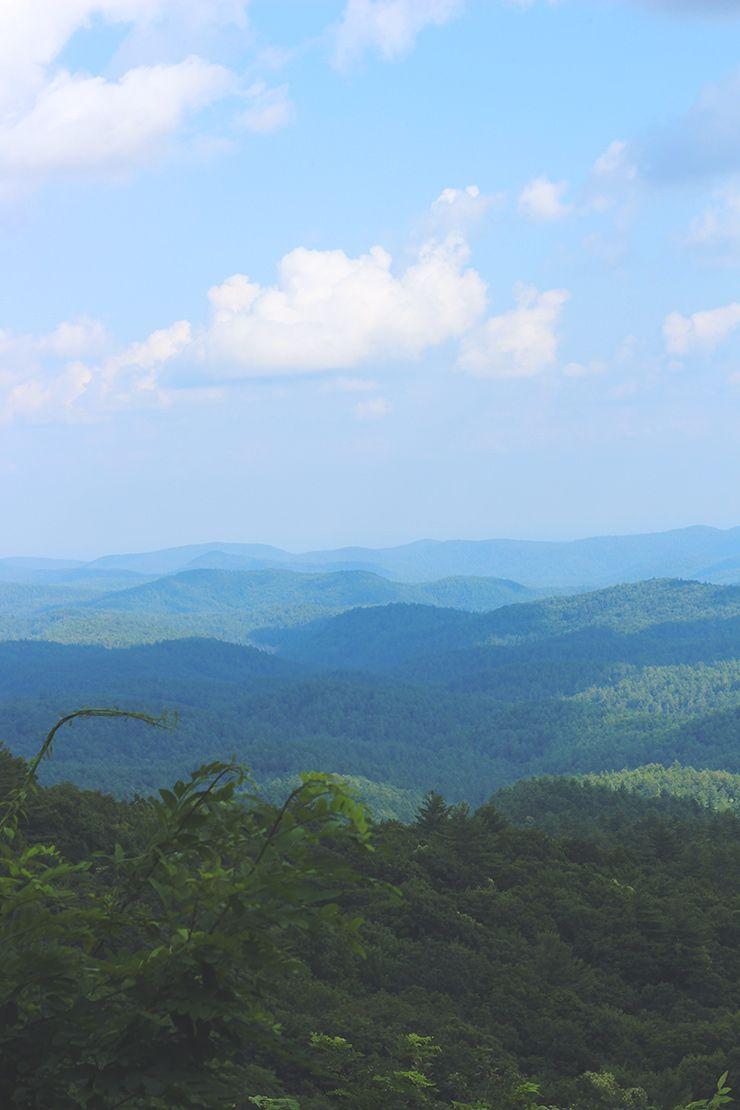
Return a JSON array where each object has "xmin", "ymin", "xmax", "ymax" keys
[
  {"xmin": 0, "ymin": 184, "xmax": 581, "ymax": 421},
  {"xmin": 333, "ymin": 0, "xmax": 464, "ymax": 70}
]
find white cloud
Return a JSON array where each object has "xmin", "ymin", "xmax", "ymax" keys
[
  {"xmin": 202, "ymin": 232, "xmax": 487, "ymax": 375},
  {"xmin": 518, "ymin": 176, "xmax": 571, "ymax": 221},
  {"xmin": 458, "ymin": 284, "xmax": 570, "ymax": 378},
  {"xmin": 238, "ymin": 81, "xmax": 295, "ymax": 134},
  {"xmin": 0, "ymin": 59, "xmax": 234, "ymax": 179},
  {"xmin": 355, "ymin": 396, "xmax": 392, "ymax": 419},
  {"xmin": 333, "ymin": 0, "xmax": 464, "ymax": 70},
  {"xmin": 664, "ymin": 302, "xmax": 740, "ymax": 355},
  {"xmin": 0, "ymin": 1, "xmax": 250, "ymax": 188}
]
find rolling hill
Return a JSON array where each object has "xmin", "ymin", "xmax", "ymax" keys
[
  {"xmin": 0, "ymin": 568, "xmax": 539, "ymax": 647},
  {"xmin": 0, "ymin": 579, "xmax": 738, "ymax": 807}
]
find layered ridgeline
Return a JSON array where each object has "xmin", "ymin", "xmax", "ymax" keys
[
  {"xmin": 0, "ymin": 568, "xmax": 536, "ymax": 647},
  {"xmin": 4, "ymin": 522, "xmax": 740, "ymax": 587},
  {"xmin": 0, "ymin": 579, "xmax": 738, "ymax": 805}
]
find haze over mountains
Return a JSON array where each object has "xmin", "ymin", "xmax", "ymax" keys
[
  {"xmin": 4, "ymin": 524, "xmax": 740, "ymax": 588},
  {"xmin": 0, "ymin": 526, "xmax": 739, "ymax": 817}
]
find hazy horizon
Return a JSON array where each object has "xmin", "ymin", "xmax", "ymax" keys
[{"xmin": 3, "ymin": 519, "xmax": 740, "ymax": 564}]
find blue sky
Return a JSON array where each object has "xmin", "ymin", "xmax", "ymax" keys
[{"xmin": 1, "ymin": 0, "xmax": 740, "ymax": 557}]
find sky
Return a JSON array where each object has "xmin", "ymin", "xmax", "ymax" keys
[{"xmin": 2, "ymin": 0, "xmax": 740, "ymax": 558}]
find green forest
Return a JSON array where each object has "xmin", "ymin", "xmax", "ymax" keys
[
  {"xmin": 1, "ymin": 573, "xmax": 739, "ymax": 1106},
  {"xmin": 1, "ymin": 730, "xmax": 738, "ymax": 1108},
  {"xmin": 0, "ymin": 579, "xmax": 737, "ymax": 808}
]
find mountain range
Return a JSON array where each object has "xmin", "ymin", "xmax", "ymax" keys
[
  {"xmin": 5, "ymin": 523, "xmax": 740, "ymax": 588},
  {"xmin": 0, "ymin": 568, "xmax": 538, "ymax": 646}
]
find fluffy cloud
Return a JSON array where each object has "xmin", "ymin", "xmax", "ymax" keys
[
  {"xmin": 0, "ymin": 59, "xmax": 234, "ymax": 179},
  {"xmin": 664, "ymin": 302, "xmax": 740, "ymax": 356},
  {"xmin": 202, "ymin": 233, "xmax": 487, "ymax": 374},
  {"xmin": 458, "ymin": 285, "xmax": 570, "ymax": 378},
  {"xmin": 333, "ymin": 0, "xmax": 464, "ymax": 70},
  {"xmin": 0, "ymin": 1, "xmax": 250, "ymax": 187},
  {"xmin": 518, "ymin": 177, "xmax": 571, "ymax": 221}
]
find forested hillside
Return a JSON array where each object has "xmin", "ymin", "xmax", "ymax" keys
[
  {"xmin": 0, "ymin": 579, "xmax": 738, "ymax": 807},
  {"xmin": 0, "ymin": 568, "xmax": 538, "ymax": 646},
  {"xmin": 2, "ymin": 742, "xmax": 738, "ymax": 1109}
]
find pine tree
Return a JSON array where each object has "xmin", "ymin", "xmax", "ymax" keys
[{"xmin": 415, "ymin": 790, "xmax": 452, "ymax": 832}]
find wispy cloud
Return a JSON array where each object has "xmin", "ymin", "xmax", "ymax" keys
[
  {"xmin": 332, "ymin": 0, "xmax": 465, "ymax": 71},
  {"xmin": 237, "ymin": 80, "xmax": 295, "ymax": 134}
]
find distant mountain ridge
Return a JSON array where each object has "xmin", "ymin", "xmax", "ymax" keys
[
  {"xmin": 5, "ymin": 524, "xmax": 740, "ymax": 588},
  {"xmin": 261, "ymin": 578, "xmax": 740, "ymax": 674},
  {"xmin": 0, "ymin": 567, "xmax": 539, "ymax": 647}
]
